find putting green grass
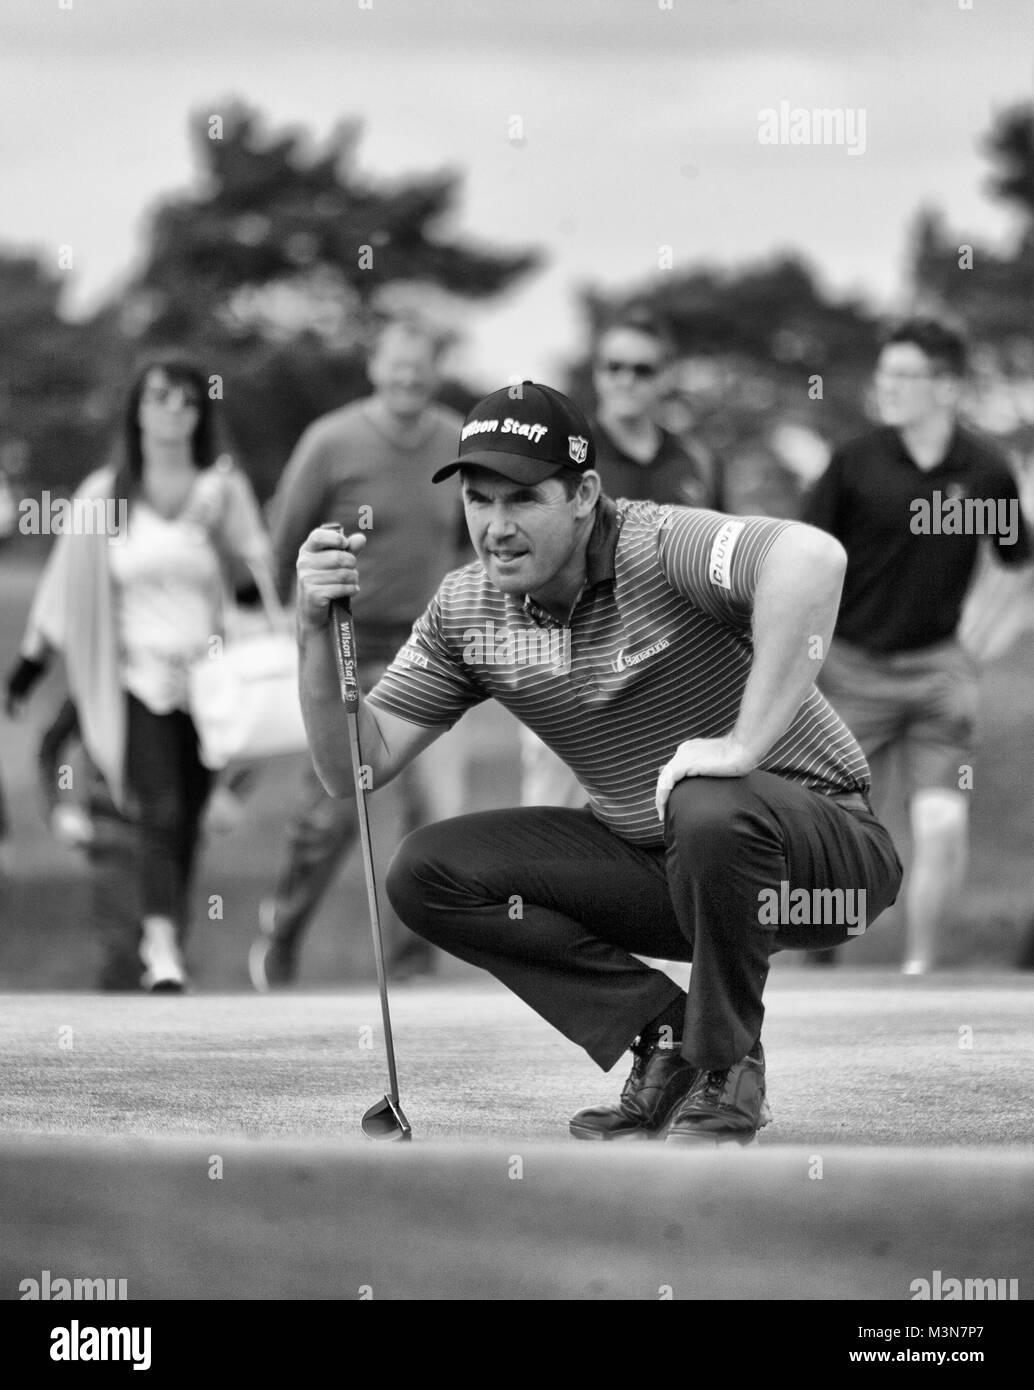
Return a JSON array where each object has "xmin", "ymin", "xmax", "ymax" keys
[
  {"xmin": 1, "ymin": 975, "xmax": 1032, "ymax": 1299},
  {"xmin": 1, "ymin": 973, "xmax": 1032, "ymax": 1144}
]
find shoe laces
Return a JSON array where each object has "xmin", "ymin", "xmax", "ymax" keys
[
  {"xmin": 701, "ymin": 1067, "xmax": 730, "ymax": 1103},
  {"xmin": 620, "ymin": 1037, "xmax": 653, "ymax": 1099}
]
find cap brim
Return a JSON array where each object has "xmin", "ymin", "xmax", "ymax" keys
[{"xmin": 431, "ymin": 451, "xmax": 563, "ymax": 485}]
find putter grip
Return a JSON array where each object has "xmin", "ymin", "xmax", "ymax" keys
[{"xmin": 324, "ymin": 522, "xmax": 360, "ymax": 712}]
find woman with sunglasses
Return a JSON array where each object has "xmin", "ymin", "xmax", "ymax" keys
[{"xmin": 9, "ymin": 353, "xmax": 272, "ymax": 990}]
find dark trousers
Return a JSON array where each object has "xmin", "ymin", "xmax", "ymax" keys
[
  {"xmin": 386, "ymin": 770, "xmax": 903, "ymax": 1072},
  {"xmin": 87, "ymin": 808, "xmax": 143, "ymax": 989},
  {"xmin": 125, "ymin": 694, "xmax": 212, "ymax": 934}
]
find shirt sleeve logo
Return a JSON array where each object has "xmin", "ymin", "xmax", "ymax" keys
[
  {"xmin": 708, "ymin": 519, "xmax": 746, "ymax": 590},
  {"xmin": 397, "ymin": 644, "xmax": 431, "ymax": 670}
]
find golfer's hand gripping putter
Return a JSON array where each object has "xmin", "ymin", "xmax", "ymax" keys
[{"xmin": 326, "ymin": 521, "xmax": 412, "ymax": 1142}]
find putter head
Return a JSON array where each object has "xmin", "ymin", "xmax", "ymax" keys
[{"xmin": 362, "ymin": 1095, "xmax": 412, "ymax": 1142}]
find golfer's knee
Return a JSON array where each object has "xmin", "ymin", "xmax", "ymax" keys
[
  {"xmin": 385, "ymin": 823, "xmax": 454, "ymax": 930},
  {"xmin": 385, "ymin": 832, "xmax": 422, "ymax": 917},
  {"xmin": 665, "ymin": 776, "xmax": 750, "ymax": 862}
]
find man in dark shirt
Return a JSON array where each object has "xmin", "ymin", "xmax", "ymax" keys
[
  {"xmin": 803, "ymin": 318, "xmax": 1031, "ymax": 973},
  {"xmin": 591, "ymin": 308, "xmax": 719, "ymax": 511}
]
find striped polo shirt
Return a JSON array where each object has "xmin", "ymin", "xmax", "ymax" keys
[{"xmin": 367, "ymin": 497, "xmax": 870, "ymax": 847}]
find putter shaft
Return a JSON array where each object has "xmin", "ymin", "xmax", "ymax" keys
[
  {"xmin": 345, "ymin": 703, "xmax": 403, "ymax": 1108},
  {"xmin": 326, "ymin": 573, "xmax": 406, "ymax": 1122}
]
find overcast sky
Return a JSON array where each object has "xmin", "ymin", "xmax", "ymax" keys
[{"xmin": 2, "ymin": 0, "xmax": 1032, "ymax": 386}]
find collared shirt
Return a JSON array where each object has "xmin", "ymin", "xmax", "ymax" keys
[
  {"xmin": 803, "ymin": 425, "xmax": 1032, "ymax": 654},
  {"xmin": 368, "ymin": 498, "xmax": 870, "ymax": 846}
]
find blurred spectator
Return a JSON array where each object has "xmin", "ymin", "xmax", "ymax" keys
[
  {"xmin": 34, "ymin": 696, "xmax": 256, "ymax": 989},
  {"xmin": 249, "ymin": 319, "xmax": 469, "ymax": 990},
  {"xmin": 37, "ymin": 697, "xmax": 142, "ymax": 990},
  {"xmin": 590, "ymin": 308, "xmax": 720, "ymax": 510},
  {"xmin": 802, "ymin": 318, "xmax": 1033, "ymax": 973},
  {"xmin": 6, "ymin": 353, "xmax": 272, "ymax": 991}
]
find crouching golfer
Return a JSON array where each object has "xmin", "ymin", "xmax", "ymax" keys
[{"xmin": 296, "ymin": 383, "xmax": 903, "ymax": 1145}]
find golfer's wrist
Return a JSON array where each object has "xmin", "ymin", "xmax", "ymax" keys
[
  {"xmin": 724, "ymin": 729, "xmax": 764, "ymax": 770},
  {"xmin": 296, "ymin": 603, "xmax": 335, "ymax": 642}
]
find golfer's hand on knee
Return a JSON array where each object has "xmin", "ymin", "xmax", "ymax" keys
[
  {"xmin": 296, "ymin": 527, "xmax": 366, "ymax": 633},
  {"xmin": 655, "ymin": 735, "xmax": 755, "ymax": 821}
]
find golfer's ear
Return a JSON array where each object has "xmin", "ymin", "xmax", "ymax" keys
[{"xmin": 576, "ymin": 471, "xmax": 601, "ymax": 515}]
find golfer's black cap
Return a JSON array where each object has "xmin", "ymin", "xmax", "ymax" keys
[{"xmin": 431, "ymin": 381, "xmax": 596, "ymax": 485}]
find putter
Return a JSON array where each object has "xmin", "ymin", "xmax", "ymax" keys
[{"xmin": 327, "ymin": 532, "xmax": 412, "ymax": 1142}]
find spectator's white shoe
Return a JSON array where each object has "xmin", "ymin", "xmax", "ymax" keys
[
  {"xmin": 901, "ymin": 959, "xmax": 931, "ymax": 977},
  {"xmin": 139, "ymin": 919, "xmax": 187, "ymax": 993},
  {"xmin": 50, "ymin": 804, "xmax": 95, "ymax": 849}
]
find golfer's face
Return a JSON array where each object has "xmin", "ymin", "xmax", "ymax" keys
[{"xmin": 461, "ymin": 468, "xmax": 580, "ymax": 594}]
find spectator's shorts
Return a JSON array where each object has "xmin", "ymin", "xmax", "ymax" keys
[{"xmin": 818, "ymin": 637, "xmax": 978, "ymax": 797}]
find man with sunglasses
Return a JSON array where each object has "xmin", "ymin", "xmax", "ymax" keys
[
  {"xmin": 591, "ymin": 308, "xmax": 720, "ymax": 512},
  {"xmin": 802, "ymin": 318, "xmax": 1031, "ymax": 973}
]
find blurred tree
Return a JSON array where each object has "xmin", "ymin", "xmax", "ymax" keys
[
  {"xmin": 985, "ymin": 103, "xmax": 1034, "ymax": 220},
  {"xmin": 136, "ymin": 103, "xmax": 536, "ymax": 336},
  {"xmin": 908, "ymin": 102, "xmax": 1034, "ymax": 457},
  {"xmin": 0, "ymin": 254, "xmax": 121, "ymax": 507},
  {"xmin": 1, "ymin": 102, "xmax": 537, "ymax": 514},
  {"xmin": 118, "ymin": 101, "xmax": 538, "ymax": 496},
  {"xmin": 911, "ymin": 103, "xmax": 1034, "ymax": 348}
]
